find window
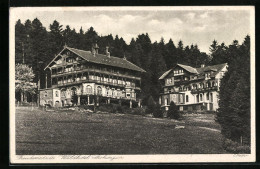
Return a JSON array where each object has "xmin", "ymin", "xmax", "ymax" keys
[
  {"xmin": 200, "ymin": 94, "xmax": 203, "ymax": 101},
  {"xmin": 208, "ymin": 82, "xmax": 211, "ymax": 88},
  {"xmin": 97, "ymin": 86, "xmax": 102, "ymax": 95},
  {"xmin": 113, "ymin": 90, "xmax": 117, "ymax": 97},
  {"xmin": 113, "ymin": 79, "xmax": 117, "ymax": 84},
  {"xmin": 55, "ymin": 91, "xmax": 59, "ymax": 97},
  {"xmin": 126, "ymin": 81, "xmax": 131, "ymax": 86},
  {"xmin": 117, "ymin": 91, "xmax": 121, "ymax": 97},
  {"xmin": 206, "ymin": 93, "xmax": 209, "ymax": 100},
  {"xmin": 61, "ymin": 90, "xmax": 66, "ymax": 97},
  {"xmin": 96, "ymin": 76, "xmax": 101, "ymax": 81},
  {"xmin": 166, "ymin": 78, "xmax": 172, "ymax": 84},
  {"xmin": 210, "ymin": 93, "xmax": 213, "ymax": 102},
  {"xmin": 71, "ymin": 88, "xmax": 76, "ymax": 96},
  {"xmin": 179, "ymin": 94, "xmax": 183, "ymax": 103},
  {"xmin": 196, "ymin": 95, "xmax": 199, "ymax": 103},
  {"xmin": 108, "ymin": 89, "xmax": 112, "ymax": 96},
  {"xmin": 121, "ymin": 90, "xmax": 126, "ymax": 98},
  {"xmin": 86, "ymin": 85, "xmax": 92, "ymax": 94},
  {"xmin": 179, "ymin": 69, "xmax": 183, "ymax": 73},
  {"xmin": 186, "ymin": 95, "xmax": 189, "ymax": 102},
  {"xmin": 174, "ymin": 70, "xmax": 178, "ymax": 74},
  {"xmin": 165, "ymin": 98, "xmax": 169, "ymax": 106}
]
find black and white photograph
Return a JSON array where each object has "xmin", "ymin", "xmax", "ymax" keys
[{"xmin": 9, "ymin": 6, "xmax": 255, "ymax": 163}]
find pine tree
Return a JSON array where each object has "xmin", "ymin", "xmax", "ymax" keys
[
  {"xmin": 210, "ymin": 41, "xmax": 228, "ymax": 65},
  {"xmin": 49, "ymin": 20, "xmax": 64, "ymax": 55},
  {"xmin": 165, "ymin": 38, "xmax": 177, "ymax": 69},
  {"xmin": 149, "ymin": 42, "xmax": 167, "ymax": 100},
  {"xmin": 15, "ymin": 20, "xmax": 25, "ymax": 63},
  {"xmin": 84, "ymin": 26, "xmax": 98, "ymax": 51},
  {"xmin": 216, "ymin": 35, "xmax": 251, "ymax": 145}
]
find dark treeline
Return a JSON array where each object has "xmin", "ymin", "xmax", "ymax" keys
[{"xmin": 15, "ymin": 18, "xmax": 248, "ymax": 105}]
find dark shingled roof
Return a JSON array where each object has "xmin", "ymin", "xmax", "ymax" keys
[
  {"xmin": 62, "ymin": 47, "xmax": 146, "ymax": 72},
  {"xmin": 196, "ymin": 63, "xmax": 227, "ymax": 74},
  {"xmin": 66, "ymin": 47, "xmax": 145, "ymax": 72}
]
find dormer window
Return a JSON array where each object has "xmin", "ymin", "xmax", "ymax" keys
[{"xmin": 174, "ymin": 69, "xmax": 183, "ymax": 75}]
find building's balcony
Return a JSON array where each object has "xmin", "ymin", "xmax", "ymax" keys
[
  {"xmin": 77, "ymin": 92, "xmax": 137, "ymax": 101},
  {"xmin": 53, "ymin": 79, "xmax": 141, "ymax": 90},
  {"xmin": 174, "ymin": 79, "xmax": 190, "ymax": 85},
  {"xmin": 51, "ymin": 68, "xmax": 141, "ymax": 80},
  {"xmin": 190, "ymin": 86, "xmax": 218, "ymax": 93}
]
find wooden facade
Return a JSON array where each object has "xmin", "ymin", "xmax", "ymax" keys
[{"xmin": 40, "ymin": 44, "xmax": 145, "ymax": 107}]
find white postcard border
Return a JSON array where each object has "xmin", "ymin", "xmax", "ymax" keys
[{"xmin": 9, "ymin": 6, "xmax": 256, "ymax": 164}]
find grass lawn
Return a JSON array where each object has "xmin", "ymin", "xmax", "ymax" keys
[{"xmin": 15, "ymin": 107, "xmax": 226, "ymax": 155}]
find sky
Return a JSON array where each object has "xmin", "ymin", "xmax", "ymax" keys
[{"xmin": 11, "ymin": 7, "xmax": 252, "ymax": 53}]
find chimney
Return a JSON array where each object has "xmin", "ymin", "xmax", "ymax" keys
[
  {"xmin": 91, "ymin": 46, "xmax": 96, "ymax": 56},
  {"xmin": 201, "ymin": 64, "xmax": 205, "ymax": 68},
  {"xmin": 106, "ymin": 46, "xmax": 110, "ymax": 58},
  {"xmin": 92, "ymin": 42, "xmax": 99, "ymax": 55}
]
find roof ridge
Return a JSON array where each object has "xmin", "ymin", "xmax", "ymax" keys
[{"xmin": 68, "ymin": 46, "xmax": 127, "ymax": 61}]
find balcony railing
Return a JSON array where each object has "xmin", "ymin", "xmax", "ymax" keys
[
  {"xmin": 190, "ymin": 86, "xmax": 218, "ymax": 93},
  {"xmin": 51, "ymin": 67, "xmax": 141, "ymax": 80},
  {"xmin": 54, "ymin": 79, "xmax": 141, "ymax": 90},
  {"xmin": 75, "ymin": 92, "xmax": 137, "ymax": 101}
]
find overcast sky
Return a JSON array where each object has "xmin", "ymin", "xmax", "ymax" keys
[{"xmin": 11, "ymin": 7, "xmax": 252, "ymax": 53}]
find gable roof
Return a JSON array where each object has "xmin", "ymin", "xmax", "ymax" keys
[
  {"xmin": 45, "ymin": 46, "xmax": 146, "ymax": 72},
  {"xmin": 196, "ymin": 63, "xmax": 227, "ymax": 74},
  {"xmin": 159, "ymin": 69, "xmax": 172, "ymax": 80},
  {"xmin": 176, "ymin": 64, "xmax": 198, "ymax": 74},
  {"xmin": 159, "ymin": 63, "xmax": 227, "ymax": 80}
]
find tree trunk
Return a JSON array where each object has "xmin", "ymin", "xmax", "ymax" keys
[{"xmin": 21, "ymin": 91, "xmax": 24, "ymax": 102}]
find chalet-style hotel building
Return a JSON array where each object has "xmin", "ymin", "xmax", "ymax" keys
[
  {"xmin": 159, "ymin": 63, "xmax": 228, "ymax": 112},
  {"xmin": 40, "ymin": 44, "xmax": 145, "ymax": 108}
]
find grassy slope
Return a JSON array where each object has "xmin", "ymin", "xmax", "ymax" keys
[{"xmin": 16, "ymin": 107, "xmax": 226, "ymax": 155}]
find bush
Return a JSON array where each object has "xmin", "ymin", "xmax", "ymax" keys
[
  {"xmin": 116, "ymin": 104, "xmax": 124, "ymax": 114},
  {"xmin": 168, "ymin": 101, "xmax": 181, "ymax": 120},
  {"xmin": 223, "ymin": 139, "xmax": 250, "ymax": 154},
  {"xmin": 152, "ymin": 104, "xmax": 163, "ymax": 118},
  {"xmin": 131, "ymin": 107, "xmax": 146, "ymax": 116},
  {"xmin": 96, "ymin": 103, "xmax": 113, "ymax": 113}
]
